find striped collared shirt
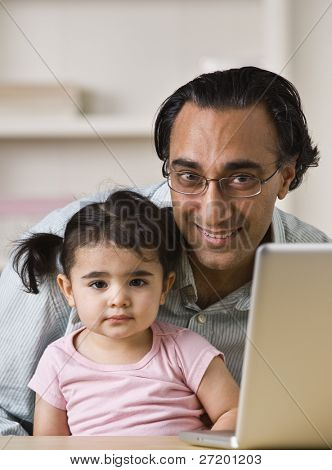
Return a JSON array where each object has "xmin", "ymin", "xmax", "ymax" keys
[{"xmin": 0, "ymin": 181, "xmax": 330, "ymax": 435}]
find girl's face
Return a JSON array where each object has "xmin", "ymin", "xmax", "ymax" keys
[{"xmin": 57, "ymin": 243, "xmax": 175, "ymax": 343}]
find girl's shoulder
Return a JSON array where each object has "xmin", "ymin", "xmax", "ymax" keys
[
  {"xmin": 153, "ymin": 321, "xmax": 216, "ymax": 351},
  {"xmin": 43, "ymin": 327, "xmax": 85, "ymax": 361},
  {"xmin": 153, "ymin": 321, "xmax": 222, "ymax": 392},
  {"xmin": 153, "ymin": 321, "xmax": 191, "ymax": 339}
]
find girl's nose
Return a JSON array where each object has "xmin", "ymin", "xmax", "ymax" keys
[{"xmin": 107, "ymin": 288, "xmax": 131, "ymax": 308}]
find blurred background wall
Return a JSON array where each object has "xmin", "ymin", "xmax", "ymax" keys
[{"xmin": 0, "ymin": 0, "xmax": 331, "ymax": 268}]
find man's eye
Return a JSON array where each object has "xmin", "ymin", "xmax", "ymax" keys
[
  {"xmin": 90, "ymin": 281, "xmax": 108, "ymax": 289},
  {"xmin": 231, "ymin": 175, "xmax": 255, "ymax": 185},
  {"xmin": 179, "ymin": 172, "xmax": 201, "ymax": 182},
  {"xmin": 129, "ymin": 279, "xmax": 146, "ymax": 287}
]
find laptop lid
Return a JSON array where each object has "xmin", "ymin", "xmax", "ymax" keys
[{"xmin": 235, "ymin": 243, "xmax": 332, "ymax": 449}]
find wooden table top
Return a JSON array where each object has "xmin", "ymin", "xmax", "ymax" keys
[{"xmin": 0, "ymin": 435, "xmax": 204, "ymax": 450}]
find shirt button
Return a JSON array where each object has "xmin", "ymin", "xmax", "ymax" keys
[{"xmin": 197, "ymin": 313, "xmax": 207, "ymax": 324}]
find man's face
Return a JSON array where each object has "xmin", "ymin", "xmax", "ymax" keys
[{"xmin": 168, "ymin": 102, "xmax": 295, "ymax": 272}]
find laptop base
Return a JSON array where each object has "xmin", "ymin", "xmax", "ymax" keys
[{"xmin": 179, "ymin": 430, "xmax": 238, "ymax": 449}]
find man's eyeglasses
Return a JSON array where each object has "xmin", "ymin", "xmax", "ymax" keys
[{"xmin": 164, "ymin": 165, "xmax": 282, "ymax": 198}]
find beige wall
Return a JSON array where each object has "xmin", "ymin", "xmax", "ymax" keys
[
  {"xmin": 0, "ymin": 0, "xmax": 331, "ymax": 267},
  {"xmin": 283, "ymin": 0, "xmax": 332, "ymax": 236},
  {"xmin": 0, "ymin": 0, "xmax": 264, "ymax": 197}
]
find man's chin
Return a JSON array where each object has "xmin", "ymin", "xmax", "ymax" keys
[{"xmin": 189, "ymin": 247, "xmax": 245, "ymax": 272}]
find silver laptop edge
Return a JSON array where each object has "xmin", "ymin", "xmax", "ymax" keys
[{"xmin": 180, "ymin": 244, "xmax": 332, "ymax": 449}]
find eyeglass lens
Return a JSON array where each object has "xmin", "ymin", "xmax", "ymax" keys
[{"xmin": 169, "ymin": 172, "xmax": 261, "ymax": 197}]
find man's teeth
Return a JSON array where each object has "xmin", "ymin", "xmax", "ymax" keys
[{"xmin": 202, "ymin": 230, "xmax": 235, "ymax": 239}]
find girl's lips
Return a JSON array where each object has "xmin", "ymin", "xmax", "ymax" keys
[{"xmin": 106, "ymin": 315, "xmax": 133, "ymax": 323}]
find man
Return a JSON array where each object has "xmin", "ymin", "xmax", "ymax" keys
[{"xmin": 0, "ymin": 67, "xmax": 330, "ymax": 436}]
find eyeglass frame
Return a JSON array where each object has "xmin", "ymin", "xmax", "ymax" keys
[{"xmin": 162, "ymin": 160, "xmax": 282, "ymax": 198}]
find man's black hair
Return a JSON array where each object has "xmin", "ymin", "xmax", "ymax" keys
[{"xmin": 154, "ymin": 66, "xmax": 319, "ymax": 190}]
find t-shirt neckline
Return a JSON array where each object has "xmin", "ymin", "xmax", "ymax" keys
[{"xmin": 66, "ymin": 323, "xmax": 162, "ymax": 372}]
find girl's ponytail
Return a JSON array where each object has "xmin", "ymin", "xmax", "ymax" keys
[{"xmin": 12, "ymin": 233, "xmax": 63, "ymax": 294}]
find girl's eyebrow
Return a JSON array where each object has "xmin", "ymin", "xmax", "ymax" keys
[
  {"xmin": 81, "ymin": 271, "xmax": 110, "ymax": 279},
  {"xmin": 81, "ymin": 270, "xmax": 154, "ymax": 279},
  {"xmin": 126, "ymin": 270, "xmax": 154, "ymax": 277}
]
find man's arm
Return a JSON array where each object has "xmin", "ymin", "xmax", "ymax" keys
[
  {"xmin": 0, "ymin": 196, "xmax": 90, "ymax": 436},
  {"xmin": 0, "ymin": 409, "xmax": 29, "ymax": 436},
  {"xmin": 0, "ymin": 259, "xmax": 71, "ymax": 435}
]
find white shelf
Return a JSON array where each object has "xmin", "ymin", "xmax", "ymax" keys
[{"xmin": 0, "ymin": 115, "xmax": 153, "ymax": 139}]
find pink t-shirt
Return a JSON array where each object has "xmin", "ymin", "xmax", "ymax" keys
[{"xmin": 28, "ymin": 321, "xmax": 222, "ymax": 436}]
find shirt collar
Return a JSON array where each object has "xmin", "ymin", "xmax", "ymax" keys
[
  {"xmin": 173, "ymin": 250, "xmax": 196, "ymax": 292},
  {"xmin": 234, "ymin": 283, "xmax": 252, "ymax": 311},
  {"xmin": 271, "ymin": 206, "xmax": 286, "ymax": 243},
  {"xmin": 173, "ymin": 206, "xmax": 284, "ymax": 312},
  {"xmin": 234, "ymin": 206, "xmax": 285, "ymax": 311},
  {"xmin": 173, "ymin": 250, "xmax": 251, "ymax": 312}
]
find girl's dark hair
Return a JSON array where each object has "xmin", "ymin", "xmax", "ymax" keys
[
  {"xmin": 13, "ymin": 190, "xmax": 182, "ymax": 294},
  {"xmin": 154, "ymin": 66, "xmax": 319, "ymax": 190}
]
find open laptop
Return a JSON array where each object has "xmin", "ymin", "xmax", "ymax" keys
[{"xmin": 180, "ymin": 244, "xmax": 332, "ymax": 449}]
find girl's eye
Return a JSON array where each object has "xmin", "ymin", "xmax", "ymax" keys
[
  {"xmin": 90, "ymin": 281, "xmax": 108, "ymax": 289},
  {"xmin": 129, "ymin": 279, "xmax": 146, "ymax": 287}
]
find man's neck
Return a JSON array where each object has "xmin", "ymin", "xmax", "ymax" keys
[
  {"xmin": 189, "ymin": 226, "xmax": 272, "ymax": 309},
  {"xmin": 190, "ymin": 255, "xmax": 254, "ymax": 309}
]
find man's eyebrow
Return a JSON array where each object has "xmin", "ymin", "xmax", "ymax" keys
[
  {"xmin": 224, "ymin": 160, "xmax": 263, "ymax": 171},
  {"xmin": 171, "ymin": 158, "xmax": 263, "ymax": 172},
  {"xmin": 171, "ymin": 158, "xmax": 202, "ymax": 170},
  {"xmin": 82, "ymin": 271, "xmax": 110, "ymax": 279}
]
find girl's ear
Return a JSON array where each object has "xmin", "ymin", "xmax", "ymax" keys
[
  {"xmin": 160, "ymin": 272, "xmax": 176, "ymax": 305},
  {"xmin": 57, "ymin": 274, "xmax": 75, "ymax": 308}
]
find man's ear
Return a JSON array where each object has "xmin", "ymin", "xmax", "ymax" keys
[
  {"xmin": 57, "ymin": 274, "xmax": 75, "ymax": 308},
  {"xmin": 160, "ymin": 272, "xmax": 176, "ymax": 305},
  {"xmin": 277, "ymin": 161, "xmax": 297, "ymax": 200}
]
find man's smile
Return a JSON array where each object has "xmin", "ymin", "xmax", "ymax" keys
[{"xmin": 194, "ymin": 223, "xmax": 243, "ymax": 247}]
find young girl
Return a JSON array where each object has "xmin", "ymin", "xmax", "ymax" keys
[{"xmin": 13, "ymin": 190, "xmax": 239, "ymax": 436}]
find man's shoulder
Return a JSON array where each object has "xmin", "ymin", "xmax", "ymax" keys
[
  {"xmin": 29, "ymin": 182, "xmax": 169, "ymax": 237},
  {"xmin": 139, "ymin": 181, "xmax": 171, "ymax": 206},
  {"xmin": 30, "ymin": 192, "xmax": 107, "ymax": 237},
  {"xmin": 275, "ymin": 208, "xmax": 332, "ymax": 243}
]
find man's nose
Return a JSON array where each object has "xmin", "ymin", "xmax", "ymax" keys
[
  {"xmin": 107, "ymin": 287, "xmax": 131, "ymax": 308},
  {"xmin": 201, "ymin": 180, "xmax": 232, "ymax": 226}
]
